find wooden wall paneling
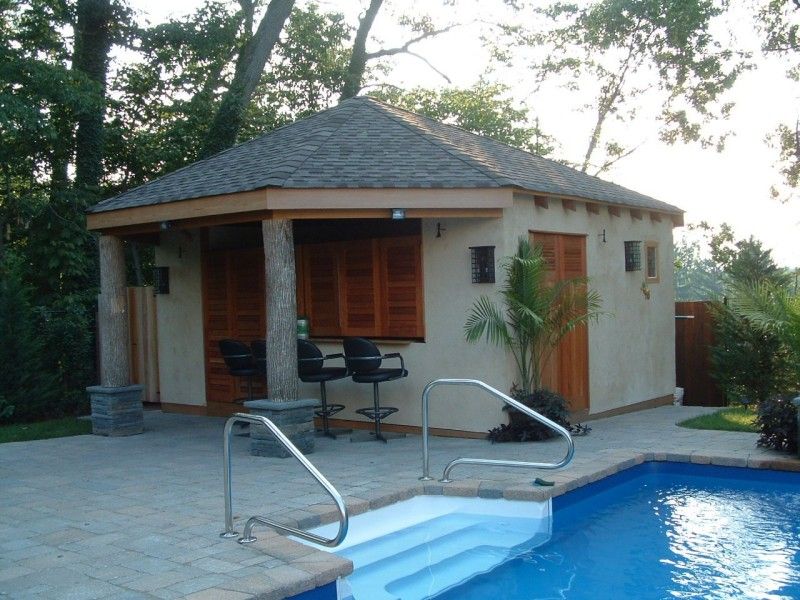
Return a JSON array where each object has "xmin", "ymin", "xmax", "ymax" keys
[
  {"xmin": 303, "ymin": 243, "xmax": 341, "ymax": 336},
  {"xmin": 380, "ymin": 236, "xmax": 424, "ymax": 338},
  {"xmin": 338, "ymin": 239, "xmax": 380, "ymax": 336}
]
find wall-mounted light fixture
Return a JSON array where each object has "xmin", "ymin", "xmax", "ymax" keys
[
  {"xmin": 470, "ymin": 246, "xmax": 495, "ymax": 283},
  {"xmin": 598, "ymin": 229, "xmax": 607, "ymax": 243},
  {"xmin": 624, "ymin": 241, "xmax": 642, "ymax": 272},
  {"xmin": 153, "ymin": 266, "xmax": 170, "ymax": 294},
  {"xmin": 436, "ymin": 222, "xmax": 446, "ymax": 238},
  {"xmin": 391, "ymin": 208, "xmax": 406, "ymax": 220},
  {"xmin": 160, "ymin": 220, "xmax": 173, "ymax": 231}
]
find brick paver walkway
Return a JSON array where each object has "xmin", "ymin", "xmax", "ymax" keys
[{"xmin": 1, "ymin": 406, "xmax": 797, "ymax": 599}]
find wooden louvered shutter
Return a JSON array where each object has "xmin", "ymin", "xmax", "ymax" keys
[
  {"xmin": 302, "ymin": 243, "xmax": 340, "ymax": 336},
  {"xmin": 339, "ymin": 240, "xmax": 380, "ymax": 336},
  {"xmin": 203, "ymin": 248, "xmax": 267, "ymax": 404},
  {"xmin": 533, "ymin": 232, "xmax": 559, "ymax": 284},
  {"xmin": 203, "ymin": 252, "xmax": 235, "ymax": 403},
  {"xmin": 380, "ymin": 236, "xmax": 424, "ymax": 338}
]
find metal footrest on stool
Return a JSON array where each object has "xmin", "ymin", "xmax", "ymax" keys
[
  {"xmin": 315, "ymin": 404, "xmax": 345, "ymax": 419},
  {"xmin": 355, "ymin": 406, "xmax": 398, "ymax": 421}
]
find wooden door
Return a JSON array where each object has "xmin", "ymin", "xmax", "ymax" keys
[
  {"xmin": 530, "ymin": 232, "xmax": 590, "ymax": 412},
  {"xmin": 202, "ymin": 247, "xmax": 266, "ymax": 404},
  {"xmin": 675, "ymin": 301, "xmax": 725, "ymax": 406}
]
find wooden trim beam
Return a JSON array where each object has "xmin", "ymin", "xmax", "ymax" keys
[
  {"xmin": 585, "ymin": 203, "xmax": 600, "ymax": 215},
  {"xmin": 671, "ymin": 213, "xmax": 685, "ymax": 227},
  {"xmin": 630, "ymin": 208, "xmax": 643, "ymax": 220},
  {"xmin": 274, "ymin": 208, "xmax": 503, "ymax": 220},
  {"xmin": 650, "ymin": 211, "xmax": 662, "ymax": 222},
  {"xmin": 608, "ymin": 206, "xmax": 621, "ymax": 218},
  {"xmin": 562, "ymin": 198, "xmax": 577, "ymax": 212},
  {"xmin": 534, "ymin": 195, "xmax": 549, "ymax": 209},
  {"xmin": 86, "ymin": 189, "xmax": 269, "ymax": 231}
]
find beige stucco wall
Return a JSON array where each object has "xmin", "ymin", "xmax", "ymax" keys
[
  {"xmin": 153, "ymin": 197, "xmax": 676, "ymax": 430},
  {"xmin": 154, "ymin": 229, "xmax": 206, "ymax": 406}
]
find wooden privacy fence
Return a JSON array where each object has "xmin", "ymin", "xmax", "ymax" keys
[
  {"xmin": 127, "ymin": 286, "xmax": 160, "ymax": 403},
  {"xmin": 675, "ymin": 301, "xmax": 725, "ymax": 406}
]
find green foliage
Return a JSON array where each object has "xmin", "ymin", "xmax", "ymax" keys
[
  {"xmin": 374, "ymin": 83, "xmax": 554, "ymax": 155},
  {"xmin": 0, "ymin": 251, "xmax": 59, "ymax": 422},
  {"xmin": 709, "ymin": 235, "xmax": 797, "ymax": 405},
  {"xmin": 465, "ymin": 238, "xmax": 602, "ymax": 393},
  {"xmin": 499, "ymin": 0, "xmax": 748, "ymax": 172},
  {"xmin": 677, "ymin": 406, "xmax": 758, "ymax": 432},
  {"xmin": 756, "ymin": 394, "xmax": 798, "ymax": 453},
  {"xmin": 709, "ymin": 303, "xmax": 794, "ymax": 405},
  {"xmin": 487, "ymin": 387, "xmax": 571, "ymax": 442},
  {"xmin": 0, "ymin": 416, "xmax": 92, "ymax": 444},
  {"xmin": 673, "ymin": 236, "xmax": 723, "ymax": 300}
]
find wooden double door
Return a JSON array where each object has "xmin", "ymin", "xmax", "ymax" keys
[{"xmin": 531, "ymin": 232, "xmax": 590, "ymax": 412}]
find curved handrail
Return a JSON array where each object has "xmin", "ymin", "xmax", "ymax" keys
[
  {"xmin": 220, "ymin": 413, "xmax": 348, "ymax": 547},
  {"xmin": 420, "ymin": 379, "xmax": 575, "ymax": 482}
]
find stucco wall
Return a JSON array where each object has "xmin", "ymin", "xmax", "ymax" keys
[
  {"xmin": 154, "ymin": 230, "xmax": 206, "ymax": 406},
  {"xmin": 154, "ymin": 198, "xmax": 676, "ymax": 430},
  {"xmin": 506, "ymin": 198, "xmax": 677, "ymax": 414}
]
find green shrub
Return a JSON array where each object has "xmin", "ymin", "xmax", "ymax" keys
[
  {"xmin": 710, "ymin": 303, "xmax": 796, "ymax": 405},
  {"xmin": 756, "ymin": 395, "xmax": 798, "ymax": 453},
  {"xmin": 0, "ymin": 251, "xmax": 59, "ymax": 422},
  {"xmin": 488, "ymin": 387, "xmax": 571, "ymax": 442}
]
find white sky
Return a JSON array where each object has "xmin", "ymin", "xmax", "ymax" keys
[{"xmin": 127, "ymin": 0, "xmax": 800, "ymax": 267}]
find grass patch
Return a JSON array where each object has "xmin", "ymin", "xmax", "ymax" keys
[
  {"xmin": 678, "ymin": 406, "xmax": 758, "ymax": 433},
  {"xmin": 0, "ymin": 417, "xmax": 92, "ymax": 443}
]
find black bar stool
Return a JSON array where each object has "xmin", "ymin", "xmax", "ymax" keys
[
  {"xmin": 343, "ymin": 337, "xmax": 407, "ymax": 443},
  {"xmin": 297, "ymin": 340, "xmax": 349, "ymax": 438},
  {"xmin": 218, "ymin": 339, "xmax": 258, "ymax": 403}
]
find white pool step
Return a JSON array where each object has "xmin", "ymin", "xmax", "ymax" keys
[{"xmin": 343, "ymin": 516, "xmax": 549, "ymax": 600}]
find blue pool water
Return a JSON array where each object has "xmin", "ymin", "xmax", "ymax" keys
[{"xmin": 436, "ymin": 462, "xmax": 800, "ymax": 600}]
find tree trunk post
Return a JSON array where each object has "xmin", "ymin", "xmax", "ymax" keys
[
  {"xmin": 246, "ymin": 219, "xmax": 316, "ymax": 457},
  {"xmin": 87, "ymin": 234, "xmax": 143, "ymax": 436}
]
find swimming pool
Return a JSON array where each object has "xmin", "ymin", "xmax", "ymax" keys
[
  {"xmin": 306, "ymin": 462, "xmax": 800, "ymax": 600},
  {"xmin": 437, "ymin": 462, "xmax": 800, "ymax": 600}
]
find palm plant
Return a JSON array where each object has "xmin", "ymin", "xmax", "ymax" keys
[
  {"xmin": 464, "ymin": 238, "xmax": 603, "ymax": 394},
  {"xmin": 730, "ymin": 282, "xmax": 800, "ymax": 378}
]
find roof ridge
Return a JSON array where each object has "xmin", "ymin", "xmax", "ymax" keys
[
  {"xmin": 359, "ymin": 98, "xmax": 514, "ymax": 187},
  {"xmin": 360, "ymin": 96, "xmax": 667, "ymax": 205},
  {"xmin": 281, "ymin": 102, "xmax": 361, "ymax": 187}
]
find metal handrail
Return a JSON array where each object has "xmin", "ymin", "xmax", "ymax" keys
[
  {"xmin": 420, "ymin": 379, "xmax": 575, "ymax": 482},
  {"xmin": 220, "ymin": 413, "xmax": 348, "ymax": 546}
]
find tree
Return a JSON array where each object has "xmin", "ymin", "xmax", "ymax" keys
[
  {"xmin": 759, "ymin": 0, "xmax": 800, "ymax": 199},
  {"xmin": 497, "ymin": 0, "xmax": 748, "ymax": 173},
  {"xmin": 339, "ymin": 0, "xmax": 458, "ymax": 100},
  {"xmin": 464, "ymin": 238, "xmax": 602, "ymax": 393},
  {"xmin": 374, "ymin": 83, "xmax": 554, "ymax": 155},
  {"xmin": 200, "ymin": 0, "xmax": 295, "ymax": 158}
]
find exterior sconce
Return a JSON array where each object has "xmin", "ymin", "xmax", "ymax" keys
[
  {"xmin": 391, "ymin": 208, "xmax": 406, "ymax": 220},
  {"xmin": 153, "ymin": 266, "xmax": 170, "ymax": 294},
  {"xmin": 624, "ymin": 241, "xmax": 641, "ymax": 272},
  {"xmin": 470, "ymin": 246, "xmax": 495, "ymax": 283}
]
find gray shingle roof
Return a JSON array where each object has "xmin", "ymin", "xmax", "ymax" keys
[{"xmin": 90, "ymin": 97, "xmax": 682, "ymax": 214}]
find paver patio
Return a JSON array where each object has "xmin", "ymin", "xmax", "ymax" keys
[{"xmin": 1, "ymin": 405, "xmax": 798, "ymax": 599}]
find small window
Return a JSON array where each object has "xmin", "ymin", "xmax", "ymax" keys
[
  {"xmin": 470, "ymin": 246, "xmax": 495, "ymax": 283},
  {"xmin": 645, "ymin": 241, "xmax": 659, "ymax": 282},
  {"xmin": 624, "ymin": 241, "xmax": 641, "ymax": 272}
]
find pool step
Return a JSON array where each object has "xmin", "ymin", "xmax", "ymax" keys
[
  {"xmin": 340, "ymin": 513, "xmax": 478, "ymax": 570},
  {"xmin": 343, "ymin": 516, "xmax": 548, "ymax": 600}
]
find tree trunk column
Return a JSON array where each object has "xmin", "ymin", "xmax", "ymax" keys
[
  {"xmin": 87, "ymin": 234, "xmax": 143, "ymax": 436},
  {"xmin": 246, "ymin": 219, "xmax": 315, "ymax": 456}
]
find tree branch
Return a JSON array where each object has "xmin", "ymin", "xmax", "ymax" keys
[{"xmin": 365, "ymin": 23, "xmax": 460, "ymax": 59}]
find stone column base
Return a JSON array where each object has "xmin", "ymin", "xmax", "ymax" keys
[
  {"xmin": 244, "ymin": 399, "xmax": 317, "ymax": 458},
  {"xmin": 86, "ymin": 385, "xmax": 144, "ymax": 436}
]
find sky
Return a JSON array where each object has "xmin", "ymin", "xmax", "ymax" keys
[{"xmin": 126, "ymin": 0, "xmax": 800, "ymax": 267}]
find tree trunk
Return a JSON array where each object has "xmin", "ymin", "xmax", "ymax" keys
[
  {"xmin": 200, "ymin": 0, "xmax": 295, "ymax": 158},
  {"xmin": 339, "ymin": 0, "xmax": 384, "ymax": 101},
  {"xmin": 262, "ymin": 218, "xmax": 298, "ymax": 402},
  {"xmin": 98, "ymin": 235, "xmax": 130, "ymax": 387},
  {"xmin": 73, "ymin": 0, "xmax": 113, "ymax": 194}
]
